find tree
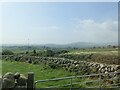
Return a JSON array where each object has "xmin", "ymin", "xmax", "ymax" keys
[
  {"xmin": 113, "ymin": 46, "xmax": 116, "ymax": 48},
  {"xmin": 46, "ymin": 50, "xmax": 54, "ymax": 57},
  {"xmin": 33, "ymin": 50, "xmax": 36, "ymax": 54},
  {"xmin": 26, "ymin": 51, "xmax": 29, "ymax": 54}
]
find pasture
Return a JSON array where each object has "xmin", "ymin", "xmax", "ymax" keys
[
  {"xmin": 1, "ymin": 46, "xmax": 119, "ymax": 88},
  {"xmin": 68, "ymin": 48, "xmax": 118, "ymax": 56},
  {"xmin": 2, "ymin": 60, "xmax": 103, "ymax": 88},
  {"xmin": 2, "ymin": 60, "xmax": 76, "ymax": 88}
]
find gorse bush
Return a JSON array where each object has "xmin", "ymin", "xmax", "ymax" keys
[{"xmin": 2, "ymin": 50, "xmax": 14, "ymax": 55}]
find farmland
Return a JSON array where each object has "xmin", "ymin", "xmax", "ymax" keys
[
  {"xmin": 2, "ymin": 60, "xmax": 77, "ymax": 88},
  {"xmin": 1, "ymin": 45, "xmax": 120, "ymax": 88}
]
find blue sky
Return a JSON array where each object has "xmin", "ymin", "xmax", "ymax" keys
[{"xmin": 1, "ymin": 2, "xmax": 118, "ymax": 44}]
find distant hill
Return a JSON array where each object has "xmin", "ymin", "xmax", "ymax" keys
[
  {"xmin": 42, "ymin": 42, "xmax": 118, "ymax": 48},
  {"xmin": 64, "ymin": 42, "xmax": 98, "ymax": 48},
  {"xmin": 2, "ymin": 42, "xmax": 118, "ymax": 49}
]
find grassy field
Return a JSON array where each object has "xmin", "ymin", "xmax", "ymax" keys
[
  {"xmin": 2, "ymin": 60, "xmax": 84, "ymax": 88},
  {"xmin": 2, "ymin": 60, "xmax": 102, "ymax": 88},
  {"xmin": 69, "ymin": 48, "xmax": 118, "ymax": 56},
  {"xmin": 2, "ymin": 47, "xmax": 117, "ymax": 88}
]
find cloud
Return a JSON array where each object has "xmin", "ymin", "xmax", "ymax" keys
[{"xmin": 72, "ymin": 19, "xmax": 118, "ymax": 43}]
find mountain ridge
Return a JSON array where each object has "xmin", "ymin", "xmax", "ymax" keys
[{"xmin": 2, "ymin": 42, "xmax": 118, "ymax": 48}]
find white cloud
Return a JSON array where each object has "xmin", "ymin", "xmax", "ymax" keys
[{"xmin": 72, "ymin": 19, "xmax": 118, "ymax": 43}]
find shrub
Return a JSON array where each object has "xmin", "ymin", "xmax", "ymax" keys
[{"xmin": 2, "ymin": 50, "xmax": 14, "ymax": 55}]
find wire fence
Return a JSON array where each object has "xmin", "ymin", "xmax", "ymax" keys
[{"xmin": 34, "ymin": 72, "xmax": 120, "ymax": 89}]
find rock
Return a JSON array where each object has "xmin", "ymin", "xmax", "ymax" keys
[
  {"xmin": 16, "ymin": 74, "xmax": 27, "ymax": 86},
  {"xmin": 14, "ymin": 72, "xmax": 20, "ymax": 79},
  {"xmin": 2, "ymin": 72, "xmax": 15, "ymax": 88},
  {"xmin": 115, "ymin": 65, "xmax": 120, "ymax": 71},
  {"xmin": 100, "ymin": 68, "xmax": 106, "ymax": 73},
  {"xmin": 111, "ymin": 66, "xmax": 115, "ymax": 72},
  {"xmin": 75, "ymin": 64, "xmax": 79, "ymax": 67},
  {"xmin": 74, "ymin": 61, "xmax": 78, "ymax": 64},
  {"xmin": 113, "ymin": 75, "xmax": 120, "ymax": 84},
  {"xmin": 100, "ymin": 64, "xmax": 104, "ymax": 68}
]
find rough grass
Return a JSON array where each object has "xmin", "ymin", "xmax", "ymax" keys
[
  {"xmin": 69, "ymin": 48, "xmax": 118, "ymax": 56},
  {"xmin": 61, "ymin": 48, "xmax": 118, "ymax": 65},
  {"xmin": 2, "ymin": 60, "xmax": 79, "ymax": 88},
  {"xmin": 2, "ymin": 60, "xmax": 113, "ymax": 88}
]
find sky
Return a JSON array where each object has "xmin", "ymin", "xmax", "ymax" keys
[{"xmin": 1, "ymin": 2, "xmax": 118, "ymax": 45}]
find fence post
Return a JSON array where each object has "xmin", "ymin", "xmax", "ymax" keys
[
  {"xmin": 27, "ymin": 72, "xmax": 34, "ymax": 90},
  {"xmin": 70, "ymin": 78, "xmax": 72, "ymax": 90},
  {"xmin": 99, "ymin": 73, "xmax": 101, "ymax": 89}
]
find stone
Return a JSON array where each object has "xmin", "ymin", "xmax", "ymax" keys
[
  {"xmin": 16, "ymin": 74, "xmax": 27, "ymax": 86},
  {"xmin": 2, "ymin": 72, "xmax": 15, "ymax": 88}
]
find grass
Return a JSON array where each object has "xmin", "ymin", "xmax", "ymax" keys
[
  {"xmin": 1, "ymin": 47, "xmax": 118, "ymax": 88},
  {"xmin": 2, "ymin": 60, "xmax": 113, "ymax": 88},
  {"xmin": 69, "ymin": 48, "xmax": 118, "ymax": 56},
  {"xmin": 2, "ymin": 60, "xmax": 77, "ymax": 88},
  {"xmin": 2, "ymin": 60, "xmax": 101, "ymax": 88}
]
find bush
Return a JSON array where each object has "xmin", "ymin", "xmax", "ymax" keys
[
  {"xmin": 2, "ymin": 50, "xmax": 14, "ymax": 55},
  {"xmin": 46, "ymin": 50, "xmax": 54, "ymax": 57}
]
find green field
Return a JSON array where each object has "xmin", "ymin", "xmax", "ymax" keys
[
  {"xmin": 1, "ymin": 47, "xmax": 118, "ymax": 88},
  {"xmin": 69, "ymin": 48, "xmax": 118, "ymax": 56},
  {"xmin": 2, "ymin": 60, "xmax": 101, "ymax": 88},
  {"xmin": 2, "ymin": 60, "xmax": 79, "ymax": 88}
]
